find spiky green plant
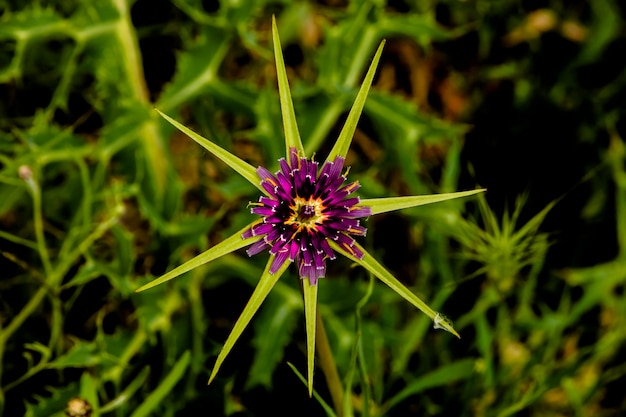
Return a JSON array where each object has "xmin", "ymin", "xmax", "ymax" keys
[{"xmin": 136, "ymin": 17, "xmax": 484, "ymax": 395}]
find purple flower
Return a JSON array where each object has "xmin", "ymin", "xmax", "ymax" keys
[
  {"xmin": 243, "ymin": 147, "xmax": 372, "ymax": 285},
  {"xmin": 139, "ymin": 18, "xmax": 484, "ymax": 396}
]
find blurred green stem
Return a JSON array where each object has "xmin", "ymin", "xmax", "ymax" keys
[
  {"xmin": 304, "ymin": 26, "xmax": 378, "ymax": 154},
  {"xmin": 316, "ymin": 312, "xmax": 344, "ymax": 417},
  {"xmin": 112, "ymin": 0, "xmax": 168, "ymax": 205},
  {"xmin": 609, "ymin": 127, "xmax": 626, "ymax": 258},
  {"xmin": 189, "ymin": 272, "xmax": 207, "ymax": 375},
  {"xmin": 112, "ymin": 0, "xmax": 150, "ymax": 101},
  {"xmin": 26, "ymin": 173, "xmax": 53, "ymax": 277},
  {"xmin": 0, "ymin": 172, "xmax": 51, "ymax": 344}
]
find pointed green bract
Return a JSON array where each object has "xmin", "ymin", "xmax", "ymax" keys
[
  {"xmin": 361, "ymin": 189, "xmax": 486, "ymax": 216},
  {"xmin": 135, "ymin": 222, "xmax": 259, "ymax": 292},
  {"xmin": 331, "ymin": 241, "xmax": 460, "ymax": 338},
  {"xmin": 208, "ymin": 257, "xmax": 291, "ymax": 385},
  {"xmin": 325, "ymin": 40, "xmax": 386, "ymax": 165},
  {"xmin": 302, "ymin": 279, "xmax": 318, "ymax": 397},
  {"xmin": 155, "ymin": 109, "xmax": 266, "ymax": 194},
  {"xmin": 272, "ymin": 16, "xmax": 305, "ymax": 157}
]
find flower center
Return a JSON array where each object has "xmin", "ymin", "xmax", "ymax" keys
[{"xmin": 287, "ymin": 196, "xmax": 325, "ymax": 228}]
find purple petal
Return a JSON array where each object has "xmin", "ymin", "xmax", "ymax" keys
[
  {"xmin": 300, "ymin": 239, "xmax": 313, "ymax": 266},
  {"xmin": 261, "ymin": 181, "xmax": 278, "ymax": 197},
  {"xmin": 327, "ymin": 157, "xmax": 344, "ymax": 180},
  {"xmin": 264, "ymin": 216, "xmax": 285, "ymax": 224},
  {"xmin": 259, "ymin": 229, "xmax": 279, "ymax": 247},
  {"xmin": 270, "ymin": 249, "xmax": 290, "ymax": 274},
  {"xmin": 247, "ymin": 239, "xmax": 270, "ymax": 256},
  {"xmin": 333, "ymin": 232, "xmax": 354, "ymax": 247},
  {"xmin": 259, "ymin": 196, "xmax": 280, "ymax": 207},
  {"xmin": 298, "ymin": 259, "xmax": 326, "ymax": 285},
  {"xmin": 307, "ymin": 160, "xmax": 319, "ymax": 181},
  {"xmin": 242, "ymin": 228, "xmax": 254, "ymax": 239},
  {"xmin": 250, "ymin": 206, "xmax": 275, "ymax": 216},
  {"xmin": 319, "ymin": 238, "xmax": 336, "ymax": 260},
  {"xmin": 257, "ymin": 166, "xmax": 275, "ymax": 181},
  {"xmin": 276, "ymin": 171, "xmax": 293, "ymax": 196},
  {"xmin": 349, "ymin": 243, "xmax": 364, "ymax": 259},
  {"xmin": 322, "ymin": 207, "xmax": 349, "ymax": 218},
  {"xmin": 348, "ymin": 224, "xmax": 367, "ymax": 236},
  {"xmin": 269, "ymin": 233, "xmax": 289, "ymax": 254},
  {"xmin": 340, "ymin": 197, "xmax": 361, "ymax": 207},
  {"xmin": 250, "ymin": 222, "xmax": 274, "ymax": 236},
  {"xmin": 288, "ymin": 147, "xmax": 299, "ymax": 169},
  {"xmin": 279, "ymin": 158, "xmax": 291, "ymax": 177},
  {"xmin": 348, "ymin": 206, "xmax": 372, "ymax": 217},
  {"xmin": 289, "ymin": 240, "xmax": 300, "ymax": 260}
]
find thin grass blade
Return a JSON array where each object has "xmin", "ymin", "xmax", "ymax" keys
[
  {"xmin": 302, "ymin": 279, "xmax": 318, "ymax": 397},
  {"xmin": 135, "ymin": 222, "xmax": 259, "ymax": 292},
  {"xmin": 511, "ymin": 200, "xmax": 556, "ymax": 244},
  {"xmin": 129, "ymin": 351, "xmax": 191, "ymax": 417},
  {"xmin": 331, "ymin": 241, "xmax": 460, "ymax": 338},
  {"xmin": 272, "ymin": 16, "xmax": 305, "ymax": 156},
  {"xmin": 286, "ymin": 363, "xmax": 338, "ymax": 417},
  {"xmin": 208, "ymin": 257, "xmax": 291, "ymax": 384},
  {"xmin": 325, "ymin": 40, "xmax": 386, "ymax": 164},
  {"xmin": 361, "ymin": 189, "xmax": 486, "ymax": 216},
  {"xmin": 381, "ymin": 358, "xmax": 475, "ymax": 414},
  {"xmin": 156, "ymin": 109, "xmax": 265, "ymax": 194},
  {"xmin": 99, "ymin": 367, "xmax": 150, "ymax": 413}
]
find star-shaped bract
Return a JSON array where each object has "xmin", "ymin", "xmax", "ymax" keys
[{"xmin": 136, "ymin": 17, "xmax": 484, "ymax": 396}]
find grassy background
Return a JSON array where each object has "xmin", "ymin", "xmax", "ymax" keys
[{"xmin": 1, "ymin": 0, "xmax": 625, "ymax": 416}]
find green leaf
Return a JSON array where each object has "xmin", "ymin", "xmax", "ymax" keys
[
  {"xmin": 0, "ymin": 6, "xmax": 64, "ymax": 37},
  {"xmin": 382, "ymin": 358, "xmax": 476, "ymax": 414},
  {"xmin": 155, "ymin": 109, "xmax": 265, "ymax": 194},
  {"xmin": 79, "ymin": 373, "xmax": 100, "ymax": 417},
  {"xmin": 325, "ymin": 40, "xmax": 385, "ymax": 164},
  {"xmin": 313, "ymin": 4, "xmax": 369, "ymax": 86},
  {"xmin": 303, "ymin": 278, "xmax": 318, "ymax": 397},
  {"xmin": 361, "ymin": 189, "xmax": 486, "ymax": 215},
  {"xmin": 272, "ymin": 15, "xmax": 305, "ymax": 156},
  {"xmin": 135, "ymin": 222, "xmax": 258, "ymax": 292},
  {"xmin": 331, "ymin": 241, "xmax": 460, "ymax": 338},
  {"xmin": 364, "ymin": 91, "xmax": 468, "ymax": 140},
  {"xmin": 208, "ymin": 256, "xmax": 291, "ymax": 384},
  {"xmin": 62, "ymin": 259, "xmax": 104, "ymax": 289},
  {"xmin": 24, "ymin": 382, "xmax": 80, "ymax": 417},
  {"xmin": 574, "ymin": 0, "xmax": 620, "ymax": 66},
  {"xmin": 247, "ymin": 295, "xmax": 299, "ymax": 389},
  {"xmin": 46, "ymin": 342, "xmax": 101, "ymax": 369},
  {"xmin": 157, "ymin": 26, "xmax": 231, "ymax": 112},
  {"xmin": 129, "ymin": 351, "xmax": 191, "ymax": 417}
]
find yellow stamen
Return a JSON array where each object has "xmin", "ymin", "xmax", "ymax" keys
[
  {"xmin": 345, "ymin": 181, "xmax": 359, "ymax": 192},
  {"xmin": 283, "ymin": 196, "xmax": 329, "ymax": 236}
]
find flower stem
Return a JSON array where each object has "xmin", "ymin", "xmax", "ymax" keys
[{"xmin": 316, "ymin": 311, "xmax": 344, "ymax": 417}]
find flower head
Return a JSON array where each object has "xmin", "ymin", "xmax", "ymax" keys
[
  {"xmin": 243, "ymin": 147, "xmax": 371, "ymax": 285},
  {"xmin": 137, "ymin": 16, "xmax": 484, "ymax": 397}
]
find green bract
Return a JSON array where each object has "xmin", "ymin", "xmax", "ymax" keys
[{"xmin": 136, "ymin": 16, "xmax": 485, "ymax": 395}]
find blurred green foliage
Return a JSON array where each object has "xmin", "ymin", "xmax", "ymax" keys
[{"xmin": 0, "ymin": 0, "xmax": 625, "ymax": 416}]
